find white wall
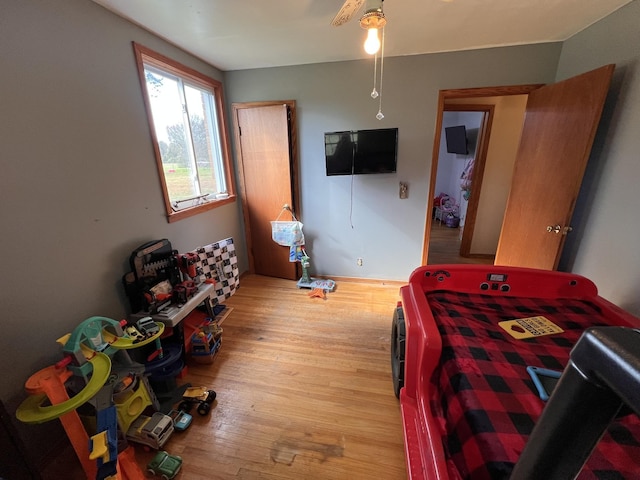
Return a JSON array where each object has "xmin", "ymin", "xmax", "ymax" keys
[
  {"xmin": 435, "ymin": 111, "xmax": 482, "ymax": 211},
  {"xmin": 556, "ymin": 0, "xmax": 640, "ymax": 314}
]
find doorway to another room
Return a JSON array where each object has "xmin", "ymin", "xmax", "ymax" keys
[
  {"xmin": 424, "ymin": 65, "xmax": 614, "ymax": 270},
  {"xmin": 429, "ymin": 108, "xmax": 493, "ymax": 265},
  {"xmin": 424, "ymin": 87, "xmax": 535, "ymax": 266},
  {"xmin": 428, "ymin": 99, "xmax": 530, "ymax": 266}
]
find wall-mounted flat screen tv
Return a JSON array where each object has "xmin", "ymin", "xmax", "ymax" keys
[
  {"xmin": 444, "ymin": 125, "xmax": 468, "ymax": 154},
  {"xmin": 325, "ymin": 128, "xmax": 398, "ymax": 176}
]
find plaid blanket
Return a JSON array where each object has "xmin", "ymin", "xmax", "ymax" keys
[{"xmin": 426, "ymin": 291, "xmax": 640, "ymax": 480}]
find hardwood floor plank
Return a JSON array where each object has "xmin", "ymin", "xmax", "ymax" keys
[
  {"xmin": 428, "ymin": 222, "xmax": 494, "ymax": 265},
  {"xmin": 171, "ymin": 275, "xmax": 406, "ymax": 479}
]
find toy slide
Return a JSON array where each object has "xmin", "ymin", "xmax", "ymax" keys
[
  {"xmin": 16, "ymin": 352, "xmax": 111, "ymax": 424},
  {"xmin": 62, "ymin": 316, "xmax": 163, "ymax": 353},
  {"xmin": 103, "ymin": 322, "xmax": 165, "ymax": 349}
]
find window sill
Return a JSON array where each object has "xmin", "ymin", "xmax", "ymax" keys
[{"xmin": 166, "ymin": 195, "xmax": 236, "ymax": 223}]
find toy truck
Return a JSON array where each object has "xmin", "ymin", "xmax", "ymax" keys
[
  {"xmin": 178, "ymin": 386, "xmax": 217, "ymax": 416},
  {"xmin": 136, "ymin": 316, "xmax": 160, "ymax": 336},
  {"xmin": 125, "ymin": 412, "xmax": 174, "ymax": 449},
  {"xmin": 168, "ymin": 409, "xmax": 192, "ymax": 431}
]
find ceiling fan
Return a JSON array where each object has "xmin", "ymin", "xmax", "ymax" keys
[
  {"xmin": 331, "ymin": 0, "xmax": 386, "ymax": 55},
  {"xmin": 331, "ymin": 0, "xmax": 386, "ymax": 27},
  {"xmin": 331, "ymin": 0, "xmax": 367, "ymax": 27},
  {"xmin": 332, "ymin": 0, "xmax": 388, "ymax": 120}
]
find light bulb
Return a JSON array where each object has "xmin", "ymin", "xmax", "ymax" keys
[{"xmin": 364, "ymin": 28, "xmax": 381, "ymax": 55}]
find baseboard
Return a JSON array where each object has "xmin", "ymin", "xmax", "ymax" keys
[{"xmin": 320, "ymin": 275, "xmax": 405, "ymax": 287}]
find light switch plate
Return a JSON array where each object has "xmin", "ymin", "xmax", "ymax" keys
[{"xmin": 399, "ymin": 182, "xmax": 408, "ymax": 199}]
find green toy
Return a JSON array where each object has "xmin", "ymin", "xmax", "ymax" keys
[
  {"xmin": 147, "ymin": 450, "xmax": 182, "ymax": 479},
  {"xmin": 296, "ymin": 250, "xmax": 336, "ymax": 291}
]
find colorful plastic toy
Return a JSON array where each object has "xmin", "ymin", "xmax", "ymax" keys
[
  {"xmin": 295, "ymin": 251, "xmax": 336, "ymax": 292},
  {"xmin": 15, "ymin": 315, "xmax": 166, "ymax": 479},
  {"xmin": 168, "ymin": 409, "xmax": 192, "ymax": 431},
  {"xmin": 126, "ymin": 412, "xmax": 174, "ymax": 449},
  {"xmin": 190, "ymin": 330, "xmax": 221, "ymax": 364},
  {"xmin": 136, "ymin": 316, "xmax": 160, "ymax": 336},
  {"xmin": 178, "ymin": 386, "xmax": 217, "ymax": 415},
  {"xmin": 147, "ymin": 450, "xmax": 183, "ymax": 479}
]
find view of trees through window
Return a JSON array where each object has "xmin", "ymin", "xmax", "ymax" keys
[
  {"xmin": 133, "ymin": 43, "xmax": 234, "ymax": 221},
  {"xmin": 144, "ymin": 67, "xmax": 225, "ymax": 208}
]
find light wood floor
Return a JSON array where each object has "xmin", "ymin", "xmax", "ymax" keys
[
  {"xmin": 427, "ymin": 222, "xmax": 494, "ymax": 265},
  {"xmin": 47, "ymin": 275, "xmax": 407, "ymax": 479}
]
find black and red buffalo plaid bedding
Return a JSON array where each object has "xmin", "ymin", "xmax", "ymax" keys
[{"xmin": 426, "ymin": 291, "xmax": 640, "ymax": 480}]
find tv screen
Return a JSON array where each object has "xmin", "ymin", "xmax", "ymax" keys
[
  {"xmin": 444, "ymin": 125, "xmax": 468, "ymax": 154},
  {"xmin": 325, "ymin": 128, "xmax": 398, "ymax": 176}
]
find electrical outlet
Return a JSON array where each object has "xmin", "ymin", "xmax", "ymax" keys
[{"xmin": 357, "ymin": 257, "xmax": 363, "ymax": 266}]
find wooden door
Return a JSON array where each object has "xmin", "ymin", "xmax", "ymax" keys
[
  {"xmin": 234, "ymin": 102, "xmax": 299, "ymax": 280},
  {"xmin": 495, "ymin": 64, "xmax": 614, "ymax": 269}
]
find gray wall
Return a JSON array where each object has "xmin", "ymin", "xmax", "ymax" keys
[
  {"xmin": 556, "ymin": 0, "xmax": 640, "ymax": 315},
  {"xmin": 224, "ymin": 45, "xmax": 561, "ymax": 280},
  {"xmin": 0, "ymin": 0, "xmax": 245, "ymax": 463}
]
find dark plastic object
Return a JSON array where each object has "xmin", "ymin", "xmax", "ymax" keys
[
  {"xmin": 391, "ymin": 306, "xmax": 406, "ymax": 398},
  {"xmin": 122, "ymin": 239, "xmax": 181, "ymax": 313},
  {"xmin": 511, "ymin": 327, "xmax": 640, "ymax": 479}
]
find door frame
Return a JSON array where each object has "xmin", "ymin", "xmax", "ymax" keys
[
  {"xmin": 231, "ymin": 100, "xmax": 300, "ymax": 275},
  {"xmin": 422, "ymin": 84, "xmax": 543, "ymax": 265}
]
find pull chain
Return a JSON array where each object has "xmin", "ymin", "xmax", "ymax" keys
[
  {"xmin": 371, "ymin": 51, "xmax": 379, "ymax": 99},
  {"xmin": 376, "ymin": 26, "xmax": 385, "ymax": 120}
]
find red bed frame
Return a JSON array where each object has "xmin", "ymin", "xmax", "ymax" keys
[{"xmin": 397, "ymin": 265, "xmax": 640, "ymax": 479}]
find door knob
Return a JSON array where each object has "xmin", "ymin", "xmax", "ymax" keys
[{"xmin": 546, "ymin": 225, "xmax": 573, "ymax": 235}]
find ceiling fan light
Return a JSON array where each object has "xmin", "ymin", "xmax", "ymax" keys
[
  {"xmin": 364, "ymin": 28, "xmax": 381, "ymax": 54},
  {"xmin": 359, "ymin": 10, "xmax": 386, "ymax": 30}
]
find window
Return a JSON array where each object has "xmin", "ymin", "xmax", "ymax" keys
[{"xmin": 133, "ymin": 43, "xmax": 235, "ymax": 222}]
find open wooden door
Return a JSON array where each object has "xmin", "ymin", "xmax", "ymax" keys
[
  {"xmin": 495, "ymin": 64, "xmax": 615, "ymax": 269},
  {"xmin": 233, "ymin": 102, "xmax": 299, "ymax": 280}
]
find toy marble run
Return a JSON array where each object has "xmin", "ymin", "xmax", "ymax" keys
[{"xmin": 16, "ymin": 316, "xmax": 167, "ymax": 480}]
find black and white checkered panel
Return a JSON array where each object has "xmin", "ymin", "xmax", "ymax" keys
[{"xmin": 192, "ymin": 237, "xmax": 239, "ymax": 306}]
